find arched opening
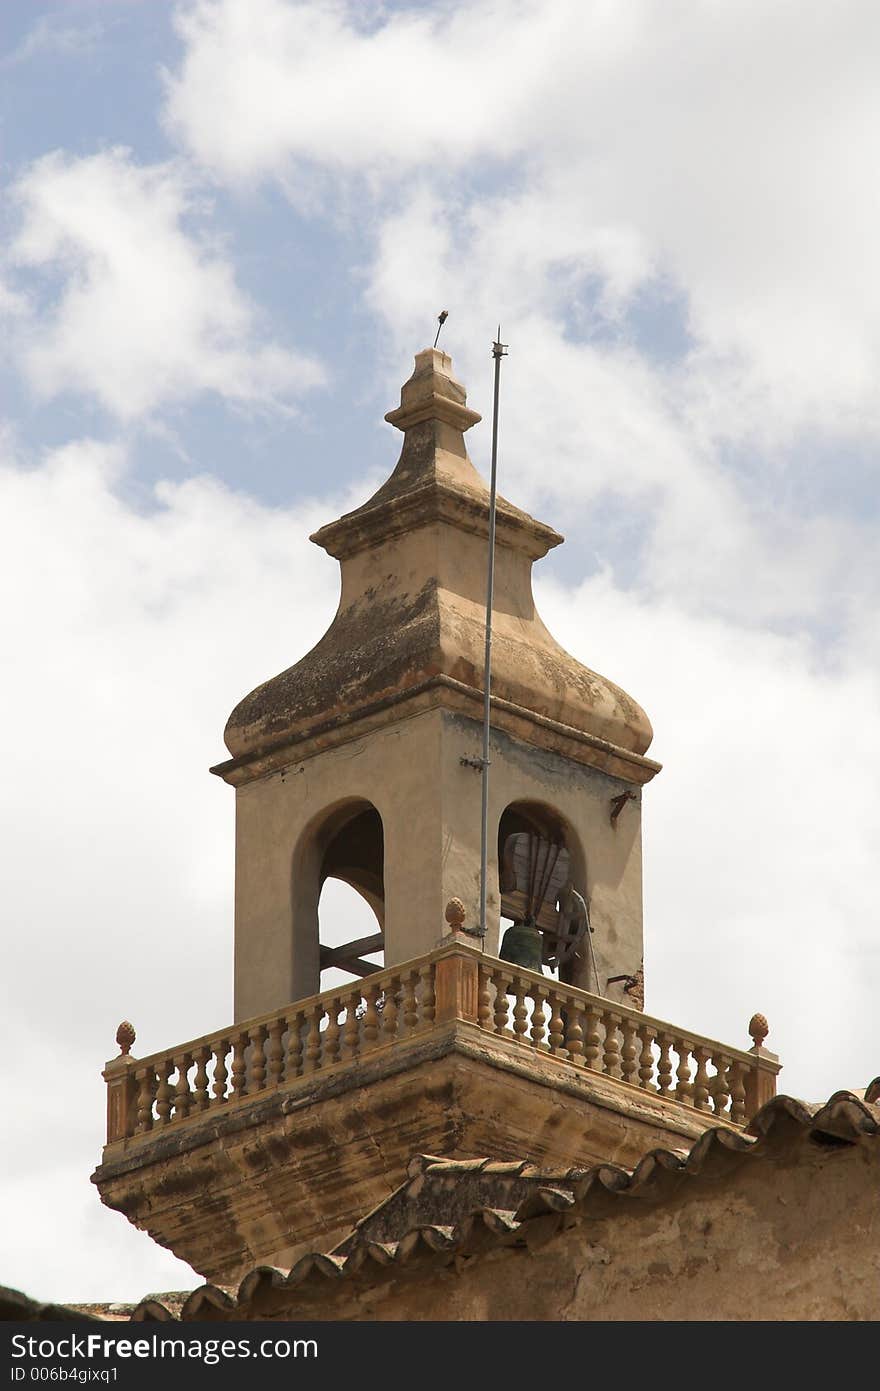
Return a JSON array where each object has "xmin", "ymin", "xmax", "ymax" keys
[
  {"xmin": 497, "ymin": 801, "xmax": 591, "ymax": 986},
  {"xmin": 316, "ymin": 802, "xmax": 385, "ymax": 991}
]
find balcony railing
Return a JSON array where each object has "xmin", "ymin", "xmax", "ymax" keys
[{"xmin": 103, "ymin": 942, "xmax": 781, "ymax": 1145}]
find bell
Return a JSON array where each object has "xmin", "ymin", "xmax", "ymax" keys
[{"xmin": 499, "ymin": 920, "xmax": 544, "ymax": 973}]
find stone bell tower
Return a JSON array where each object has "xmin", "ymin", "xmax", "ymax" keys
[
  {"xmin": 212, "ymin": 348, "xmax": 660, "ymax": 1020},
  {"xmin": 95, "ymin": 346, "xmax": 779, "ymax": 1286}
]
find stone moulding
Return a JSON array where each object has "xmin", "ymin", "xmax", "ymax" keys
[
  {"xmin": 310, "ymin": 473, "xmax": 562, "ymax": 563},
  {"xmin": 210, "ymin": 675, "xmax": 663, "ymax": 787}
]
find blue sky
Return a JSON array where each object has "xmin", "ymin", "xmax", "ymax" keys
[
  {"xmin": 0, "ymin": 1, "xmax": 393, "ymax": 507},
  {"xmin": 2, "ymin": 0, "xmax": 880, "ymax": 1303}
]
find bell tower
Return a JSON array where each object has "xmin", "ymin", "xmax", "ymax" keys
[
  {"xmin": 212, "ymin": 347, "xmax": 661, "ymax": 1021},
  {"xmin": 95, "ymin": 345, "xmax": 779, "ymax": 1287}
]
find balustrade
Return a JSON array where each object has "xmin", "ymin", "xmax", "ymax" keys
[
  {"xmin": 111, "ymin": 956, "xmax": 441, "ymax": 1140},
  {"xmin": 470, "ymin": 961, "xmax": 771, "ymax": 1130},
  {"xmin": 105, "ymin": 946, "xmax": 779, "ymax": 1143}
]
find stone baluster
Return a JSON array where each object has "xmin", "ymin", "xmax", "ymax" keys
[
  {"xmin": 249, "ymin": 1025, "xmax": 267, "ymax": 1094},
  {"xmin": 419, "ymin": 962, "xmax": 435, "ymax": 1026},
  {"xmin": 192, "ymin": 1046, "xmax": 211, "ymax": 1112},
  {"xmin": 492, "ymin": 970, "xmax": 509, "ymax": 1033},
  {"xmin": 693, "ymin": 1047, "xmax": 711, "ymax": 1111},
  {"xmin": 512, "ymin": 978, "xmax": 529, "ymax": 1039},
  {"xmin": 211, "ymin": 1040, "xmax": 229, "ymax": 1104},
  {"xmin": 529, "ymin": 984, "xmax": 547, "ymax": 1048},
  {"xmin": 638, "ymin": 1024, "xmax": 655, "ymax": 1089},
  {"xmin": 547, "ymin": 993, "xmax": 565, "ymax": 1054},
  {"xmin": 323, "ymin": 1001, "xmax": 342, "ymax": 1065},
  {"xmin": 266, "ymin": 1019, "xmax": 285, "ymax": 1086},
  {"xmin": 601, "ymin": 1010, "xmax": 621, "ymax": 1078},
  {"xmin": 343, "ymin": 991, "xmax": 361, "ymax": 1059},
  {"xmin": 362, "ymin": 981, "xmax": 380, "ymax": 1047},
  {"xmin": 583, "ymin": 1005, "xmax": 601, "ymax": 1071},
  {"xmin": 563, "ymin": 1000, "xmax": 585, "ymax": 1064},
  {"xmin": 285, "ymin": 1015, "xmax": 305, "ymax": 1081},
  {"xmin": 478, "ymin": 967, "xmax": 493, "ymax": 1031},
  {"xmin": 381, "ymin": 977, "xmax": 399, "ymax": 1042},
  {"xmin": 155, "ymin": 1059, "xmax": 174, "ymax": 1125},
  {"xmin": 174, "ymin": 1052, "xmax": 192, "ymax": 1121},
  {"xmin": 402, "ymin": 972, "xmax": 419, "ymax": 1032},
  {"xmin": 729, "ymin": 1060, "xmax": 747, "ymax": 1125},
  {"xmin": 674, "ymin": 1039, "xmax": 694, "ymax": 1105},
  {"xmin": 303, "ymin": 1006, "xmax": 323, "ymax": 1074},
  {"xmin": 620, "ymin": 1019, "xmax": 638, "ymax": 1085},
  {"xmin": 231, "ymin": 1032, "xmax": 248, "ymax": 1097},
  {"xmin": 711, "ymin": 1052, "xmax": 730, "ymax": 1116},
  {"xmin": 656, "ymin": 1033, "xmax": 674, "ymax": 1097},
  {"xmin": 135, "ymin": 1067, "xmax": 156, "ymax": 1134}
]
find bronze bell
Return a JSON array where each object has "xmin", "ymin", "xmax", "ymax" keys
[{"xmin": 499, "ymin": 919, "xmax": 543, "ymax": 973}]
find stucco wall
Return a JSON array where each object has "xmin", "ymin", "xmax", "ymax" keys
[{"xmin": 233, "ymin": 707, "xmax": 644, "ymax": 1021}]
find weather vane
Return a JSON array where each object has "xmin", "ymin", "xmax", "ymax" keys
[{"xmin": 433, "ymin": 310, "xmax": 448, "ymax": 348}]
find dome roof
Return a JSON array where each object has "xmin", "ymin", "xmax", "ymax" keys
[{"xmin": 218, "ymin": 349, "xmax": 657, "ymax": 785}]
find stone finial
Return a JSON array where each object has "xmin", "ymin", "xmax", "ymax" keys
[
  {"xmin": 384, "ymin": 348, "xmax": 482, "ymax": 435},
  {"xmin": 445, "ymin": 898, "xmax": 466, "ymax": 931},
  {"xmin": 748, "ymin": 1013, "xmax": 769, "ymax": 1049},
  {"xmin": 116, "ymin": 1021, "xmax": 136, "ymax": 1056}
]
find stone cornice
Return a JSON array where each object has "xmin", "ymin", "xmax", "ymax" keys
[
  {"xmin": 310, "ymin": 475, "xmax": 561, "ymax": 562},
  {"xmin": 211, "ymin": 675, "xmax": 662, "ymax": 787}
]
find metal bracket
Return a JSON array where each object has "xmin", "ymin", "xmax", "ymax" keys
[
  {"xmin": 609, "ymin": 791, "xmax": 636, "ymax": 827},
  {"xmin": 607, "ymin": 973, "xmax": 639, "ymax": 991},
  {"xmin": 460, "ymin": 755, "xmax": 487, "ymax": 770}
]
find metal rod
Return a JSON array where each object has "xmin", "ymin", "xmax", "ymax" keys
[{"xmin": 479, "ymin": 327, "xmax": 507, "ymax": 941}]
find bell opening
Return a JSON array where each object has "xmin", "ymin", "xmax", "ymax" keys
[
  {"xmin": 497, "ymin": 801, "xmax": 590, "ymax": 985},
  {"xmin": 318, "ymin": 804, "xmax": 385, "ymax": 990}
]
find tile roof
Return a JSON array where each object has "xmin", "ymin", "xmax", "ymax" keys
[{"xmin": 125, "ymin": 1088, "xmax": 880, "ymax": 1322}]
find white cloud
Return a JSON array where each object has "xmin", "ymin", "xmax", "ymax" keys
[
  {"xmin": 0, "ymin": 436, "xmax": 347, "ymax": 1300},
  {"xmin": 164, "ymin": 0, "xmax": 562, "ymax": 181},
  {"xmin": 159, "ymin": 0, "xmax": 880, "ymax": 1107},
  {"xmin": 4, "ymin": 147, "xmax": 325, "ymax": 420},
  {"xmin": 166, "ymin": 0, "xmax": 880, "ymax": 427},
  {"xmin": 164, "ymin": 0, "xmax": 880, "ymax": 637},
  {"xmin": 538, "ymin": 570, "xmax": 880, "ymax": 1103},
  {"xmin": 0, "ymin": 13, "xmax": 104, "ymax": 69}
]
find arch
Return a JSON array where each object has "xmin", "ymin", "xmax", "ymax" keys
[
  {"xmin": 497, "ymin": 800, "xmax": 587, "ymax": 898},
  {"xmin": 497, "ymin": 799, "xmax": 589, "ymax": 984},
  {"xmin": 319, "ymin": 802, "xmax": 385, "ymax": 928},
  {"xmin": 291, "ymin": 797, "xmax": 385, "ymax": 995}
]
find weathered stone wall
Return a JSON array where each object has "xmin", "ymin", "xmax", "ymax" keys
[{"xmin": 248, "ymin": 1130, "xmax": 879, "ymax": 1321}]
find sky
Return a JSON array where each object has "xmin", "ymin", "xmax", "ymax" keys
[{"xmin": 2, "ymin": 0, "xmax": 879, "ymax": 1304}]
